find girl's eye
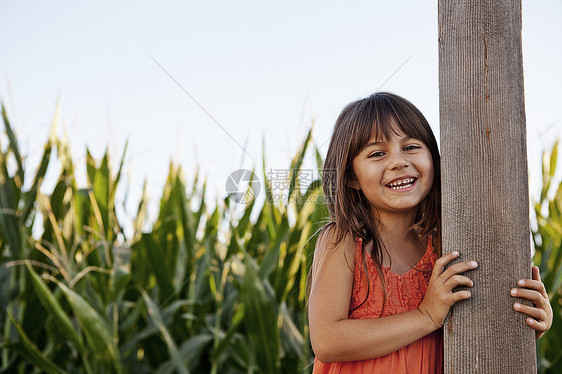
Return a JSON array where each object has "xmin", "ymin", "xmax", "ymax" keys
[
  {"xmin": 368, "ymin": 151, "xmax": 385, "ymax": 158},
  {"xmin": 404, "ymin": 145, "xmax": 421, "ymax": 151}
]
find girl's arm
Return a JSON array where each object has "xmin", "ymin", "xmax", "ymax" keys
[
  {"xmin": 308, "ymin": 228, "xmax": 477, "ymax": 364},
  {"xmin": 510, "ymin": 265, "xmax": 553, "ymax": 339}
]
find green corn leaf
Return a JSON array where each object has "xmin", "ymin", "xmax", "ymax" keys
[
  {"xmin": 539, "ymin": 142, "xmax": 559, "ymax": 209},
  {"xmin": 0, "ymin": 175, "xmax": 21, "ymax": 259},
  {"xmin": 110, "ymin": 267, "xmax": 131, "ymax": 301},
  {"xmin": 133, "ymin": 179, "xmax": 149, "ymax": 241},
  {"xmin": 225, "ymin": 233, "xmax": 242, "ymax": 263},
  {"xmin": 258, "ymin": 217, "xmax": 289, "ymax": 281},
  {"xmin": 278, "ymin": 241, "xmax": 305, "ymax": 302},
  {"xmin": 54, "ymin": 279, "xmax": 122, "ymax": 374},
  {"xmin": 93, "ymin": 151, "xmax": 110, "ymax": 237},
  {"xmin": 74, "ymin": 188, "xmax": 91, "ymax": 237},
  {"xmin": 171, "ymin": 173, "xmax": 188, "ymax": 285},
  {"xmin": 56, "ymin": 125, "xmax": 77, "ymax": 183},
  {"xmin": 210, "ymin": 302, "xmax": 245, "ymax": 363},
  {"xmin": 191, "ymin": 166, "xmax": 200, "ymax": 195},
  {"xmin": 86, "ymin": 148, "xmax": 96, "ymax": 187},
  {"xmin": 26, "ymin": 264, "xmax": 83, "ymax": 349},
  {"xmin": 173, "ymin": 238, "xmax": 188, "ymax": 295},
  {"xmin": 6, "ymin": 309, "xmax": 65, "ymax": 374},
  {"xmin": 231, "ymin": 169, "xmax": 257, "ymax": 232},
  {"xmin": 141, "ymin": 233, "xmax": 174, "ymax": 301},
  {"xmin": 50, "ymin": 179, "xmax": 67, "ymax": 221},
  {"xmin": 236, "ymin": 193, "xmax": 256, "ymax": 239},
  {"xmin": 279, "ymin": 302, "xmax": 306, "ymax": 360},
  {"xmin": 140, "ymin": 289, "xmax": 189, "ymax": 374},
  {"xmin": 242, "ymin": 257, "xmax": 280, "ymax": 374},
  {"xmin": 156, "ymin": 334, "xmax": 213, "ymax": 374},
  {"xmin": 1, "ymin": 104, "xmax": 24, "ymax": 187},
  {"xmin": 119, "ymin": 311, "xmax": 160, "ymax": 358},
  {"xmin": 177, "ymin": 334, "xmax": 213, "ymax": 372},
  {"xmin": 194, "ymin": 179, "xmax": 206, "ymax": 236},
  {"xmin": 262, "ymin": 137, "xmax": 278, "ymax": 235},
  {"xmin": 245, "ymin": 207, "xmax": 266, "ymax": 257},
  {"xmin": 295, "ymin": 180, "xmax": 323, "ymax": 229},
  {"xmin": 315, "ymin": 144, "xmax": 325, "ymax": 171},
  {"xmin": 191, "ymin": 242, "xmax": 211, "ymax": 303},
  {"xmin": 114, "ymin": 139, "xmax": 128, "ymax": 191},
  {"xmin": 549, "ymin": 140, "xmax": 558, "ymax": 179},
  {"xmin": 227, "ymin": 333, "xmax": 253, "ymax": 371},
  {"xmin": 175, "ymin": 173, "xmax": 192, "ymax": 237},
  {"xmin": 288, "ymin": 128, "xmax": 313, "ymax": 207},
  {"xmin": 175, "ymin": 178, "xmax": 196, "ymax": 284},
  {"xmin": 157, "ymin": 162, "xmax": 176, "ymax": 225},
  {"xmin": 205, "ymin": 204, "xmax": 220, "ymax": 238},
  {"xmin": 21, "ymin": 114, "xmax": 56, "ymax": 223}
]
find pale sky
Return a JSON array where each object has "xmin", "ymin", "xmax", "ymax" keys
[{"xmin": 1, "ymin": 0, "xmax": 561, "ymax": 233}]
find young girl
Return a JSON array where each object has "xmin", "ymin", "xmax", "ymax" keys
[{"xmin": 308, "ymin": 92, "xmax": 553, "ymax": 373}]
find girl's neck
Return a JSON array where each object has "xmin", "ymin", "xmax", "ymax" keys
[
  {"xmin": 375, "ymin": 208, "xmax": 416, "ymax": 234},
  {"xmin": 373, "ymin": 211, "xmax": 426, "ymax": 272},
  {"xmin": 375, "ymin": 209, "xmax": 421, "ymax": 250}
]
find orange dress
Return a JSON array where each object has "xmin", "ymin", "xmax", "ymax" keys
[{"xmin": 312, "ymin": 236, "xmax": 443, "ymax": 374}]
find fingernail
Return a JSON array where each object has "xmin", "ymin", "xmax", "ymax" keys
[
  {"xmin": 471, "ymin": 261, "xmax": 478, "ymax": 267},
  {"xmin": 518, "ymin": 280, "xmax": 524, "ymax": 286},
  {"xmin": 511, "ymin": 289, "xmax": 517, "ymax": 296},
  {"xmin": 514, "ymin": 303, "xmax": 521, "ymax": 310},
  {"xmin": 452, "ymin": 251, "xmax": 459, "ymax": 256}
]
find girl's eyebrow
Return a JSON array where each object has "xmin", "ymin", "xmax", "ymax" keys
[
  {"xmin": 360, "ymin": 141, "xmax": 383, "ymax": 153},
  {"xmin": 362, "ymin": 136, "xmax": 415, "ymax": 150},
  {"xmin": 363, "ymin": 141, "xmax": 383, "ymax": 149}
]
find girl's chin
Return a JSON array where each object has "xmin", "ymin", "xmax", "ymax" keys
[{"xmin": 369, "ymin": 201, "xmax": 421, "ymax": 215}]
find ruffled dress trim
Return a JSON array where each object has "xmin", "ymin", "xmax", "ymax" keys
[{"xmin": 312, "ymin": 236, "xmax": 443, "ymax": 374}]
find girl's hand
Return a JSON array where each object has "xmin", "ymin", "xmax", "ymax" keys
[
  {"xmin": 510, "ymin": 265, "xmax": 553, "ymax": 339},
  {"xmin": 418, "ymin": 251, "xmax": 478, "ymax": 329}
]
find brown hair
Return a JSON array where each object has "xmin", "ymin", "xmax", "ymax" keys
[{"xmin": 318, "ymin": 91, "xmax": 441, "ymax": 312}]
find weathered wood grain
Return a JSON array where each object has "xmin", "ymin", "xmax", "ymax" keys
[{"xmin": 439, "ymin": 0, "xmax": 537, "ymax": 372}]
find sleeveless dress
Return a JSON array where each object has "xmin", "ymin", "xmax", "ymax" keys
[{"xmin": 312, "ymin": 236, "xmax": 443, "ymax": 374}]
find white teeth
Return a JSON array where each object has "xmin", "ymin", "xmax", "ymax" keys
[{"xmin": 386, "ymin": 178, "xmax": 415, "ymax": 189}]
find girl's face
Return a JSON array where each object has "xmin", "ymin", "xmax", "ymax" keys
[{"xmin": 350, "ymin": 129, "xmax": 434, "ymax": 219}]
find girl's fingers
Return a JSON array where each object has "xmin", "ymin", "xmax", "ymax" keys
[
  {"xmin": 433, "ymin": 251, "xmax": 459, "ymax": 276},
  {"xmin": 526, "ymin": 317, "xmax": 547, "ymax": 336},
  {"xmin": 441, "ymin": 261, "xmax": 478, "ymax": 280},
  {"xmin": 451, "ymin": 290, "xmax": 472, "ymax": 303},
  {"xmin": 532, "ymin": 266, "xmax": 541, "ymax": 282},
  {"xmin": 511, "ymin": 288, "xmax": 549, "ymax": 309},
  {"xmin": 518, "ymin": 268, "xmax": 548, "ymax": 299},
  {"xmin": 513, "ymin": 302, "xmax": 547, "ymax": 322},
  {"xmin": 510, "ymin": 288, "xmax": 544, "ymax": 304},
  {"xmin": 516, "ymin": 279, "xmax": 548, "ymax": 299},
  {"xmin": 444, "ymin": 275, "xmax": 474, "ymax": 290},
  {"xmin": 513, "ymin": 267, "xmax": 552, "ymax": 339}
]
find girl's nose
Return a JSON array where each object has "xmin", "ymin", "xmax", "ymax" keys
[{"xmin": 389, "ymin": 153, "xmax": 409, "ymax": 170}]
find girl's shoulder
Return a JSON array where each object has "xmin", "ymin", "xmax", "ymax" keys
[
  {"xmin": 310, "ymin": 224, "xmax": 357, "ymax": 287},
  {"xmin": 315, "ymin": 224, "xmax": 358, "ymax": 261}
]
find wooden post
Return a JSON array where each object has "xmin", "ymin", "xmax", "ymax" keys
[{"xmin": 439, "ymin": 0, "xmax": 537, "ymax": 372}]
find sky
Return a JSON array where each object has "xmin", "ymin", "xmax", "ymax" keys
[{"xmin": 1, "ymin": 0, "xmax": 561, "ymax": 235}]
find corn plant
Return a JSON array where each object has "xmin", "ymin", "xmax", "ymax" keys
[
  {"xmin": 532, "ymin": 140, "xmax": 562, "ymax": 373},
  {"xmin": 0, "ymin": 103, "xmax": 326, "ymax": 373}
]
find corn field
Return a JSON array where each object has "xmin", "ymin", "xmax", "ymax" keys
[{"xmin": 0, "ymin": 104, "xmax": 560, "ymax": 373}]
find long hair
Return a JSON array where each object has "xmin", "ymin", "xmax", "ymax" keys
[{"xmin": 318, "ymin": 91, "xmax": 441, "ymax": 312}]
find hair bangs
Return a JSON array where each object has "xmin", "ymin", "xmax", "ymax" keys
[{"xmin": 374, "ymin": 94, "xmax": 430, "ymax": 145}]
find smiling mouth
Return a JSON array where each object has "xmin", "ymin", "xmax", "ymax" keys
[{"xmin": 386, "ymin": 177, "xmax": 416, "ymax": 190}]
